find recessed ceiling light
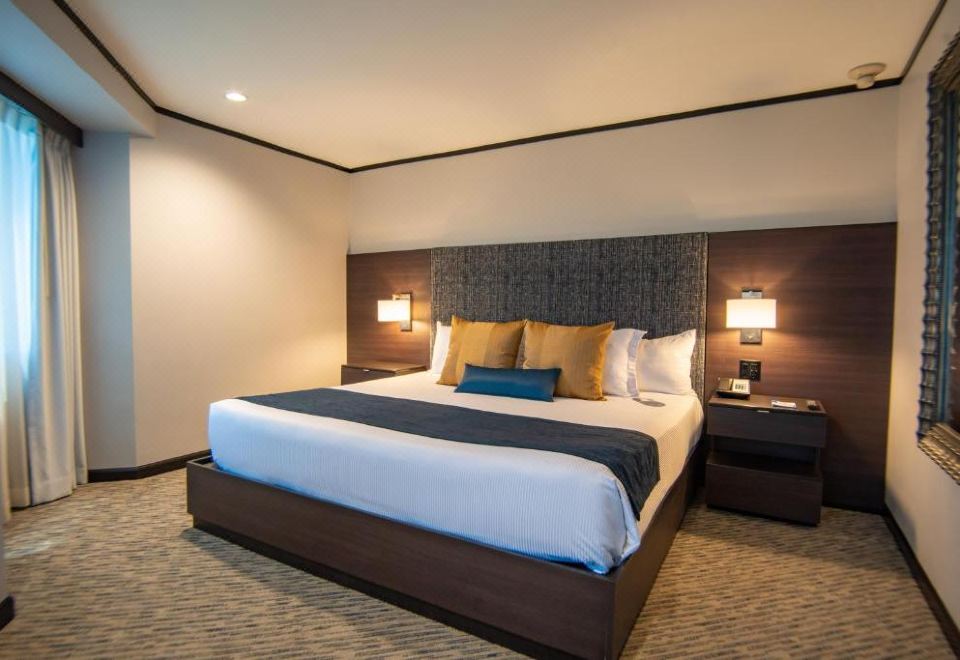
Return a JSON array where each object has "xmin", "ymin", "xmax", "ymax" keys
[{"xmin": 225, "ymin": 90, "xmax": 247, "ymax": 102}]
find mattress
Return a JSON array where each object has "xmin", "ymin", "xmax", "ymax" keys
[{"xmin": 208, "ymin": 371, "xmax": 703, "ymax": 573}]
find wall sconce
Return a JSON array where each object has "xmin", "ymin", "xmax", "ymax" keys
[
  {"xmin": 377, "ymin": 292, "xmax": 412, "ymax": 331},
  {"xmin": 726, "ymin": 289, "xmax": 776, "ymax": 344}
]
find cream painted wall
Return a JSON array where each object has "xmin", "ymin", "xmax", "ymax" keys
[
  {"xmin": 76, "ymin": 118, "xmax": 350, "ymax": 469},
  {"xmin": 74, "ymin": 132, "xmax": 137, "ymax": 469},
  {"xmin": 887, "ymin": 0, "xmax": 960, "ymax": 625},
  {"xmin": 127, "ymin": 116, "xmax": 349, "ymax": 465},
  {"xmin": 348, "ymin": 87, "xmax": 898, "ymax": 253}
]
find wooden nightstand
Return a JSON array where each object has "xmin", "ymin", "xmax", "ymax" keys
[
  {"xmin": 705, "ymin": 394, "xmax": 827, "ymax": 525},
  {"xmin": 341, "ymin": 361, "xmax": 427, "ymax": 385}
]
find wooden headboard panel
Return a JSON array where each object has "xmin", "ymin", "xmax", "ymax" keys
[{"xmin": 430, "ymin": 233, "xmax": 709, "ymax": 400}]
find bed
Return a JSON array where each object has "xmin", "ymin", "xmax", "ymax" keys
[
  {"xmin": 187, "ymin": 233, "xmax": 708, "ymax": 659},
  {"xmin": 209, "ymin": 372, "xmax": 703, "ymax": 573}
]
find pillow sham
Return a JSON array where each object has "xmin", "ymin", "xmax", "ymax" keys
[
  {"xmin": 455, "ymin": 364, "xmax": 561, "ymax": 402},
  {"xmin": 602, "ymin": 328, "xmax": 646, "ymax": 397},
  {"xmin": 430, "ymin": 322, "xmax": 452, "ymax": 374},
  {"xmin": 522, "ymin": 320, "xmax": 614, "ymax": 400},
  {"xmin": 635, "ymin": 329, "xmax": 696, "ymax": 395},
  {"xmin": 438, "ymin": 316, "xmax": 526, "ymax": 386}
]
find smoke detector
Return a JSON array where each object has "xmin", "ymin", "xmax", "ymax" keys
[{"xmin": 848, "ymin": 63, "xmax": 886, "ymax": 89}]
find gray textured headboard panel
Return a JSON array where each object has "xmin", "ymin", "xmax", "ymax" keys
[{"xmin": 431, "ymin": 232, "xmax": 708, "ymax": 400}]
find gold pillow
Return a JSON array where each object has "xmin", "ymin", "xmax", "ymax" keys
[
  {"xmin": 522, "ymin": 321, "xmax": 614, "ymax": 400},
  {"xmin": 438, "ymin": 316, "xmax": 526, "ymax": 386}
]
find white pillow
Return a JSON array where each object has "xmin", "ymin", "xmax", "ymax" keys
[
  {"xmin": 635, "ymin": 329, "xmax": 696, "ymax": 395},
  {"xmin": 430, "ymin": 322, "xmax": 452, "ymax": 374},
  {"xmin": 602, "ymin": 328, "xmax": 646, "ymax": 397}
]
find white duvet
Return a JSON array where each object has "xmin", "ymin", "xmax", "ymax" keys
[{"xmin": 208, "ymin": 371, "xmax": 703, "ymax": 573}]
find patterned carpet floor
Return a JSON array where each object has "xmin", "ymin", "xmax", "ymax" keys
[{"xmin": 0, "ymin": 470, "xmax": 953, "ymax": 658}]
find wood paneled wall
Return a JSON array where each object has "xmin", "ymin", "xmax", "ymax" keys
[
  {"xmin": 346, "ymin": 222, "xmax": 897, "ymax": 512},
  {"xmin": 346, "ymin": 249, "xmax": 431, "ymax": 366},
  {"xmin": 706, "ymin": 223, "xmax": 896, "ymax": 511}
]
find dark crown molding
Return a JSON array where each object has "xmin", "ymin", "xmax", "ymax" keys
[
  {"xmin": 52, "ymin": 0, "xmax": 157, "ymax": 110},
  {"xmin": 53, "ymin": 0, "xmax": 939, "ymax": 173},
  {"xmin": 900, "ymin": 0, "xmax": 947, "ymax": 81},
  {"xmin": 352, "ymin": 80, "xmax": 901, "ymax": 172},
  {"xmin": 155, "ymin": 108, "xmax": 351, "ymax": 172},
  {"xmin": 0, "ymin": 69, "xmax": 83, "ymax": 146}
]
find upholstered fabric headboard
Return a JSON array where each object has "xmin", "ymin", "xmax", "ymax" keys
[{"xmin": 430, "ymin": 232, "xmax": 708, "ymax": 400}]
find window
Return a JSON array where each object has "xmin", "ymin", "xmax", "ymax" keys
[{"xmin": 0, "ymin": 92, "xmax": 87, "ymax": 514}]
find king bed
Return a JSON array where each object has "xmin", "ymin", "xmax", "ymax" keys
[{"xmin": 187, "ymin": 232, "xmax": 708, "ymax": 659}]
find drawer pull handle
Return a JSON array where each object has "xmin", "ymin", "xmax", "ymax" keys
[
  {"xmin": 362, "ymin": 369, "xmax": 371, "ymax": 372},
  {"xmin": 756, "ymin": 410, "xmax": 770, "ymax": 414}
]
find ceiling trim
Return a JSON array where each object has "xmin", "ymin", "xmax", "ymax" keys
[
  {"xmin": 351, "ymin": 79, "xmax": 901, "ymax": 172},
  {"xmin": 900, "ymin": 0, "xmax": 948, "ymax": 81},
  {"xmin": 53, "ymin": 0, "xmax": 156, "ymax": 110},
  {"xmin": 155, "ymin": 107, "xmax": 352, "ymax": 172},
  {"xmin": 0, "ymin": 68, "xmax": 83, "ymax": 146},
  {"xmin": 55, "ymin": 0, "xmax": 937, "ymax": 174}
]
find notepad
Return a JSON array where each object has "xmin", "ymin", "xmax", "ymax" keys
[{"xmin": 770, "ymin": 400, "xmax": 797, "ymax": 409}]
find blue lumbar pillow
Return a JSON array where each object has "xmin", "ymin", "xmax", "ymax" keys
[{"xmin": 454, "ymin": 364, "xmax": 561, "ymax": 402}]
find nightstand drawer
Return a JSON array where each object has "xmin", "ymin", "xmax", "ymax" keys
[
  {"xmin": 340, "ymin": 362, "xmax": 427, "ymax": 385},
  {"xmin": 341, "ymin": 366, "xmax": 394, "ymax": 385},
  {"xmin": 706, "ymin": 451, "xmax": 822, "ymax": 525},
  {"xmin": 708, "ymin": 405, "xmax": 826, "ymax": 448}
]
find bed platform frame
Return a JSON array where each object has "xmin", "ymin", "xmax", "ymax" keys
[
  {"xmin": 186, "ymin": 443, "xmax": 702, "ymax": 659},
  {"xmin": 188, "ymin": 234, "xmax": 708, "ymax": 658}
]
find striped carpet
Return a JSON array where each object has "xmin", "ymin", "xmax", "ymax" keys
[{"xmin": 0, "ymin": 470, "xmax": 953, "ymax": 658}]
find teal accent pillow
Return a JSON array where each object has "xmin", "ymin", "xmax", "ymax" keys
[{"xmin": 454, "ymin": 364, "xmax": 561, "ymax": 402}]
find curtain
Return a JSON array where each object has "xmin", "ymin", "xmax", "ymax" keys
[{"xmin": 0, "ymin": 96, "xmax": 86, "ymax": 519}]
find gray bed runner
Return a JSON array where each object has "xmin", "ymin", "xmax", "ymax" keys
[{"xmin": 239, "ymin": 388, "xmax": 659, "ymax": 519}]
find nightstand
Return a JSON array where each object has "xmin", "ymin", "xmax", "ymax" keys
[
  {"xmin": 341, "ymin": 361, "xmax": 427, "ymax": 385},
  {"xmin": 705, "ymin": 394, "xmax": 827, "ymax": 525}
]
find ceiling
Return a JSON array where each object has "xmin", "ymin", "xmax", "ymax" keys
[{"xmin": 65, "ymin": 0, "xmax": 937, "ymax": 169}]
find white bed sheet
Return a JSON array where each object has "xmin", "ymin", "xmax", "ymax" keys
[{"xmin": 208, "ymin": 372, "xmax": 703, "ymax": 573}]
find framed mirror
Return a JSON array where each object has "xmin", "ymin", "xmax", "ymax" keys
[{"xmin": 919, "ymin": 30, "xmax": 960, "ymax": 483}]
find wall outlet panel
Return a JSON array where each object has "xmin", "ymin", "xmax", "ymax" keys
[{"xmin": 739, "ymin": 359, "xmax": 762, "ymax": 381}]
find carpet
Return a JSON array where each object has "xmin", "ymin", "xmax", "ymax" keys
[{"xmin": 0, "ymin": 470, "xmax": 953, "ymax": 658}]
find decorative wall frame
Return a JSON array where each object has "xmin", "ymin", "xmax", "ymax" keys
[{"xmin": 919, "ymin": 29, "xmax": 960, "ymax": 483}]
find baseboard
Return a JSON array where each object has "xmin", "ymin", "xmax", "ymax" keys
[
  {"xmin": 87, "ymin": 450, "xmax": 210, "ymax": 482},
  {"xmin": 883, "ymin": 509, "xmax": 960, "ymax": 654},
  {"xmin": 0, "ymin": 595, "xmax": 15, "ymax": 631}
]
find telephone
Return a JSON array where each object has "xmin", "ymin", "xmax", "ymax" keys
[{"xmin": 716, "ymin": 377, "xmax": 751, "ymax": 399}]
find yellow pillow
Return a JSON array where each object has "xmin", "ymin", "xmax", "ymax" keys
[
  {"xmin": 438, "ymin": 316, "xmax": 527, "ymax": 386},
  {"xmin": 522, "ymin": 321, "xmax": 614, "ymax": 400}
]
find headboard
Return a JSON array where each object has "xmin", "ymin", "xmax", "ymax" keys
[{"xmin": 430, "ymin": 232, "xmax": 708, "ymax": 400}]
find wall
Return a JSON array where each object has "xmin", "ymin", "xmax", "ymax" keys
[
  {"xmin": 707, "ymin": 224, "xmax": 896, "ymax": 511},
  {"xmin": 76, "ymin": 117, "xmax": 350, "ymax": 469},
  {"xmin": 887, "ymin": 0, "xmax": 960, "ymax": 625},
  {"xmin": 74, "ymin": 132, "xmax": 137, "ymax": 469},
  {"xmin": 348, "ymin": 88, "xmax": 898, "ymax": 254},
  {"xmin": 125, "ymin": 116, "xmax": 349, "ymax": 465}
]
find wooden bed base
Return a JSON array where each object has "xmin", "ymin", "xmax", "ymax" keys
[{"xmin": 186, "ymin": 444, "xmax": 703, "ymax": 659}]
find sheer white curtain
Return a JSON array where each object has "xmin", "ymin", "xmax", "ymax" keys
[{"xmin": 0, "ymin": 96, "xmax": 86, "ymax": 519}]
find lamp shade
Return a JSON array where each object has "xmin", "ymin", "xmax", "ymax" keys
[
  {"xmin": 377, "ymin": 299, "xmax": 411, "ymax": 323},
  {"xmin": 726, "ymin": 298, "xmax": 776, "ymax": 329}
]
